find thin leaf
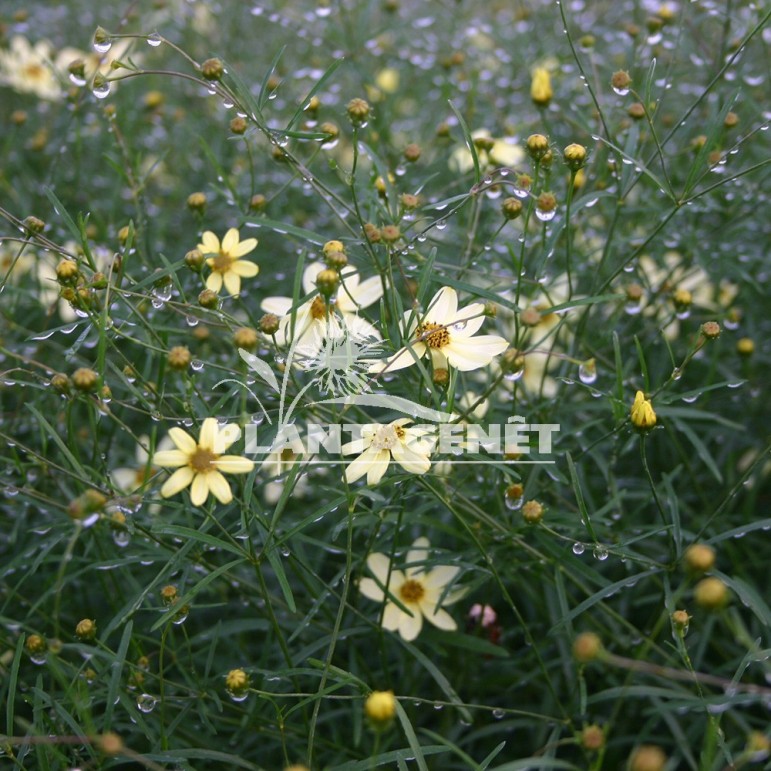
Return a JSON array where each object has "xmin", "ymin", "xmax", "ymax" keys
[{"xmin": 238, "ymin": 348, "xmax": 280, "ymax": 392}]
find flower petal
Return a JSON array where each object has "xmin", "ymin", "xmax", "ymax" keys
[
  {"xmin": 449, "ymin": 302, "xmax": 486, "ymax": 337},
  {"xmin": 223, "ymin": 270, "xmax": 241, "ymax": 296},
  {"xmin": 198, "ymin": 418, "xmax": 218, "ymax": 451},
  {"xmin": 231, "ymin": 237, "xmax": 258, "ymax": 258},
  {"xmin": 344, "ymin": 444, "xmax": 379, "ymax": 483},
  {"xmin": 422, "ymin": 565, "xmax": 461, "ymax": 589},
  {"xmin": 367, "ymin": 342, "xmax": 427, "ymax": 374},
  {"xmin": 382, "ymin": 601, "xmax": 401, "ymax": 631},
  {"xmin": 302, "ymin": 261, "xmax": 326, "ymax": 294},
  {"xmin": 206, "ymin": 271, "xmax": 223, "ymax": 293},
  {"xmin": 260, "ymin": 296, "xmax": 294, "ymax": 316},
  {"xmin": 190, "ymin": 473, "xmax": 210, "ymax": 506},
  {"xmin": 168, "ymin": 427, "xmax": 197, "ymax": 454},
  {"xmin": 424, "ymin": 286, "xmax": 458, "ymax": 323},
  {"xmin": 152, "ymin": 450, "xmax": 189, "ymax": 468},
  {"xmin": 359, "ymin": 577, "xmax": 385, "ymax": 602},
  {"xmin": 230, "ymin": 259, "xmax": 259, "ymax": 277},
  {"xmin": 160, "ymin": 466, "xmax": 194, "ymax": 498},
  {"xmin": 198, "ymin": 231, "xmax": 220, "ymax": 254},
  {"xmin": 444, "ymin": 335, "xmax": 509, "ymax": 371},
  {"xmin": 390, "ymin": 441, "xmax": 431, "ymax": 475},
  {"xmin": 421, "ymin": 605, "xmax": 457, "ymax": 631},
  {"xmin": 206, "ymin": 470, "xmax": 233, "ymax": 504},
  {"xmin": 398, "ymin": 606, "xmax": 423, "ymax": 641},
  {"xmin": 110, "ymin": 468, "xmax": 137, "ymax": 492},
  {"xmin": 215, "ymin": 456, "xmax": 255, "ymax": 474},
  {"xmin": 221, "ymin": 228, "xmax": 240, "ymax": 255},
  {"xmin": 338, "ymin": 274, "xmax": 383, "ymax": 311},
  {"xmin": 366, "ymin": 449, "xmax": 391, "ymax": 486},
  {"xmin": 367, "ymin": 552, "xmax": 392, "ymax": 585},
  {"xmin": 406, "ymin": 538, "xmax": 430, "ymax": 575}
]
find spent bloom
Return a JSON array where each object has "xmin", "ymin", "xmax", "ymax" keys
[
  {"xmin": 631, "ymin": 391, "xmax": 657, "ymax": 430},
  {"xmin": 261, "ymin": 261, "xmax": 383, "ymax": 352},
  {"xmin": 197, "ymin": 228, "xmax": 259, "ymax": 296},
  {"xmin": 153, "ymin": 418, "xmax": 254, "ymax": 506},
  {"xmin": 369, "ymin": 286, "xmax": 509, "ymax": 374},
  {"xmin": 342, "ymin": 419, "xmax": 432, "ymax": 486},
  {"xmin": 359, "ymin": 537, "xmax": 467, "ymax": 641}
]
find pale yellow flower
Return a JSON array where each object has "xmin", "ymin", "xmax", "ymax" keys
[
  {"xmin": 0, "ymin": 36, "xmax": 63, "ymax": 100},
  {"xmin": 342, "ymin": 419, "xmax": 432, "ymax": 486},
  {"xmin": 153, "ymin": 418, "xmax": 254, "ymax": 506},
  {"xmin": 110, "ymin": 434, "xmax": 174, "ymax": 493},
  {"xmin": 369, "ymin": 286, "xmax": 509, "ymax": 374},
  {"xmin": 198, "ymin": 228, "xmax": 259, "ymax": 296},
  {"xmin": 449, "ymin": 129, "xmax": 524, "ymax": 174},
  {"xmin": 359, "ymin": 538, "xmax": 467, "ymax": 641},
  {"xmin": 531, "ymin": 67, "xmax": 553, "ymax": 106}
]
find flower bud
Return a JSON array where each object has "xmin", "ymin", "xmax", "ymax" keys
[
  {"xmin": 184, "ymin": 249, "xmax": 204, "ymax": 271},
  {"xmin": 230, "ymin": 116, "xmax": 247, "ymax": 134},
  {"xmin": 233, "ymin": 327, "xmax": 258, "ymax": 350},
  {"xmin": 72, "ymin": 367, "xmax": 98, "ymax": 392},
  {"xmin": 628, "ymin": 102, "xmax": 646, "ymax": 120},
  {"xmin": 346, "ymin": 97, "xmax": 371, "ymax": 124},
  {"xmin": 11, "ymin": 109, "xmax": 28, "ymax": 125},
  {"xmin": 522, "ymin": 499, "xmax": 544, "ymax": 524},
  {"xmin": 249, "ymin": 193, "xmax": 267, "ymax": 211},
  {"xmin": 75, "ymin": 618, "xmax": 97, "ymax": 641},
  {"xmin": 160, "ymin": 585, "xmax": 178, "ymax": 605},
  {"xmin": 400, "ymin": 193, "xmax": 419, "ymax": 210},
  {"xmin": 671, "ymin": 609, "xmax": 690, "ymax": 634},
  {"xmin": 51, "ymin": 373, "xmax": 72, "ymax": 395},
  {"xmin": 581, "ymin": 724, "xmax": 605, "ymax": 751},
  {"xmin": 530, "ymin": 67, "xmax": 553, "ymax": 106},
  {"xmin": 97, "ymin": 733, "xmax": 124, "ymax": 756},
  {"xmin": 186, "ymin": 192, "xmax": 207, "ymax": 212},
  {"xmin": 363, "ymin": 223, "xmax": 381, "ymax": 243},
  {"xmin": 315, "ymin": 268, "xmax": 339, "ymax": 297},
  {"xmin": 56, "ymin": 259, "xmax": 80, "ymax": 285},
  {"xmin": 573, "ymin": 632, "xmax": 603, "ymax": 663},
  {"xmin": 225, "ymin": 668, "xmax": 250, "ymax": 697},
  {"xmin": 324, "ymin": 250, "xmax": 348, "ymax": 270},
  {"xmin": 505, "ymin": 483, "xmax": 524, "ymax": 506},
  {"xmin": 536, "ymin": 191, "xmax": 557, "ymax": 216},
  {"xmin": 501, "ymin": 197, "xmax": 523, "ymax": 220},
  {"xmin": 259, "ymin": 313, "xmax": 280, "ymax": 335},
  {"xmin": 365, "ymin": 690, "xmax": 396, "ymax": 724},
  {"xmin": 198, "ymin": 289, "xmax": 219, "ymax": 309},
  {"xmin": 500, "ymin": 348, "xmax": 525, "ymax": 376},
  {"xmin": 167, "ymin": 346, "xmax": 192, "ymax": 371},
  {"xmin": 630, "ymin": 390, "xmax": 656, "ymax": 430},
  {"xmin": 319, "ymin": 122, "xmax": 339, "ymax": 142},
  {"xmin": 700, "ymin": 321, "xmax": 720, "ymax": 339},
  {"xmin": 526, "ymin": 133, "xmax": 550, "ymax": 160},
  {"xmin": 403, "ymin": 143, "xmax": 421, "ymax": 162},
  {"xmin": 26, "ymin": 633, "xmax": 47, "ymax": 655},
  {"xmin": 672, "ymin": 288, "xmax": 692, "ymax": 312},
  {"xmin": 379, "ymin": 225, "xmax": 401, "ymax": 243},
  {"xmin": 24, "ymin": 215, "xmax": 46, "ymax": 234},
  {"xmin": 736, "ymin": 337, "xmax": 754, "ymax": 356},
  {"xmin": 723, "ymin": 111, "xmax": 739, "ymax": 129},
  {"xmin": 611, "ymin": 70, "xmax": 632, "ymax": 94},
  {"xmin": 433, "ymin": 368, "xmax": 450, "ymax": 387},
  {"xmin": 563, "ymin": 143, "xmax": 587, "ymax": 171},
  {"xmin": 629, "ymin": 745, "xmax": 667, "ymax": 771},
  {"xmin": 694, "ymin": 576, "xmax": 729, "ymax": 609},
  {"xmin": 684, "ymin": 543, "xmax": 715, "ymax": 573},
  {"xmin": 322, "ymin": 240, "xmax": 345, "ymax": 257},
  {"xmin": 201, "ymin": 58, "xmax": 224, "ymax": 81}
]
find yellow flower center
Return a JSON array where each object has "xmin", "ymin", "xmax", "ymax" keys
[
  {"xmin": 416, "ymin": 322, "xmax": 450, "ymax": 349},
  {"xmin": 211, "ymin": 252, "xmax": 234, "ymax": 273},
  {"xmin": 24, "ymin": 63, "xmax": 45, "ymax": 80},
  {"xmin": 189, "ymin": 447, "xmax": 217, "ymax": 473},
  {"xmin": 399, "ymin": 579, "xmax": 425, "ymax": 603},
  {"xmin": 280, "ymin": 448, "xmax": 295, "ymax": 462},
  {"xmin": 310, "ymin": 295, "xmax": 335, "ymax": 320}
]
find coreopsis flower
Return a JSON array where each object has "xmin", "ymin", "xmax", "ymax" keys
[
  {"xmin": 630, "ymin": 391, "xmax": 657, "ymax": 430},
  {"xmin": 359, "ymin": 537, "xmax": 467, "ymax": 641},
  {"xmin": 153, "ymin": 418, "xmax": 254, "ymax": 506},
  {"xmin": 261, "ymin": 261, "xmax": 383, "ymax": 350},
  {"xmin": 198, "ymin": 228, "xmax": 259, "ymax": 296},
  {"xmin": 449, "ymin": 128, "xmax": 525, "ymax": 174},
  {"xmin": 0, "ymin": 36, "xmax": 64, "ymax": 100},
  {"xmin": 369, "ymin": 287, "xmax": 509, "ymax": 374},
  {"xmin": 342, "ymin": 419, "xmax": 433, "ymax": 485}
]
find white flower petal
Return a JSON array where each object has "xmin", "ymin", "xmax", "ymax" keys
[
  {"xmin": 359, "ymin": 577, "xmax": 385, "ymax": 602},
  {"xmin": 390, "ymin": 442, "xmax": 431, "ymax": 475},
  {"xmin": 444, "ymin": 335, "xmax": 509, "ymax": 371},
  {"xmin": 422, "ymin": 565, "xmax": 461, "ymax": 590},
  {"xmin": 424, "ymin": 286, "xmax": 458, "ymax": 323},
  {"xmin": 260, "ymin": 296, "xmax": 294, "ymax": 316},
  {"xmin": 421, "ymin": 605, "xmax": 457, "ymax": 631},
  {"xmin": 398, "ymin": 607, "xmax": 423, "ymax": 641},
  {"xmin": 338, "ymin": 274, "xmax": 383, "ymax": 311},
  {"xmin": 382, "ymin": 601, "xmax": 401, "ymax": 631},
  {"xmin": 368, "ymin": 342, "xmax": 427, "ymax": 373},
  {"xmin": 367, "ymin": 552, "xmax": 393, "ymax": 585},
  {"xmin": 302, "ymin": 261, "xmax": 326, "ymax": 294},
  {"xmin": 344, "ymin": 444, "xmax": 380, "ymax": 483},
  {"xmin": 406, "ymin": 538, "xmax": 430, "ymax": 575},
  {"xmin": 366, "ymin": 449, "xmax": 391, "ymax": 486},
  {"xmin": 215, "ymin": 456, "xmax": 254, "ymax": 473},
  {"xmin": 449, "ymin": 302, "xmax": 486, "ymax": 337}
]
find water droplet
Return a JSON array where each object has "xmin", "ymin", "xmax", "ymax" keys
[
  {"xmin": 147, "ymin": 32, "xmax": 162, "ymax": 47},
  {"xmin": 191, "ymin": 360, "xmax": 204, "ymax": 372},
  {"xmin": 492, "ymin": 708, "xmax": 504, "ymax": 719},
  {"xmin": 675, "ymin": 309, "xmax": 690, "ymax": 320},
  {"xmin": 69, "ymin": 73, "xmax": 86, "ymax": 87},
  {"xmin": 113, "ymin": 530, "xmax": 130, "ymax": 547},
  {"xmin": 624, "ymin": 301, "xmax": 642, "ymax": 315},
  {"xmin": 613, "ymin": 86, "xmax": 630, "ymax": 96},
  {"xmin": 504, "ymin": 495, "xmax": 523, "ymax": 511},
  {"xmin": 452, "ymin": 320, "xmax": 467, "ymax": 332},
  {"xmin": 315, "ymin": 5, "xmax": 332, "ymax": 16},
  {"xmin": 93, "ymin": 80, "xmax": 111, "ymax": 99},
  {"xmin": 572, "ymin": 542, "xmax": 585, "ymax": 555},
  {"xmin": 435, "ymin": 220, "xmax": 447, "ymax": 231},
  {"xmin": 228, "ymin": 690, "xmax": 249, "ymax": 702},
  {"xmin": 672, "ymin": 367, "xmax": 683, "ymax": 381},
  {"xmin": 137, "ymin": 693, "xmax": 157, "ymax": 713},
  {"xmin": 593, "ymin": 545, "xmax": 609, "ymax": 561},
  {"xmin": 535, "ymin": 209, "xmax": 556, "ymax": 222},
  {"xmin": 30, "ymin": 653, "xmax": 47, "ymax": 665},
  {"xmin": 578, "ymin": 359, "xmax": 597, "ymax": 385},
  {"xmin": 93, "ymin": 38, "xmax": 112, "ymax": 54}
]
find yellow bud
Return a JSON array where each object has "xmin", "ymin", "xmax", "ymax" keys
[
  {"xmin": 365, "ymin": 690, "xmax": 396, "ymax": 723},
  {"xmin": 530, "ymin": 67, "xmax": 553, "ymax": 106},
  {"xmin": 630, "ymin": 391, "xmax": 657, "ymax": 430}
]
